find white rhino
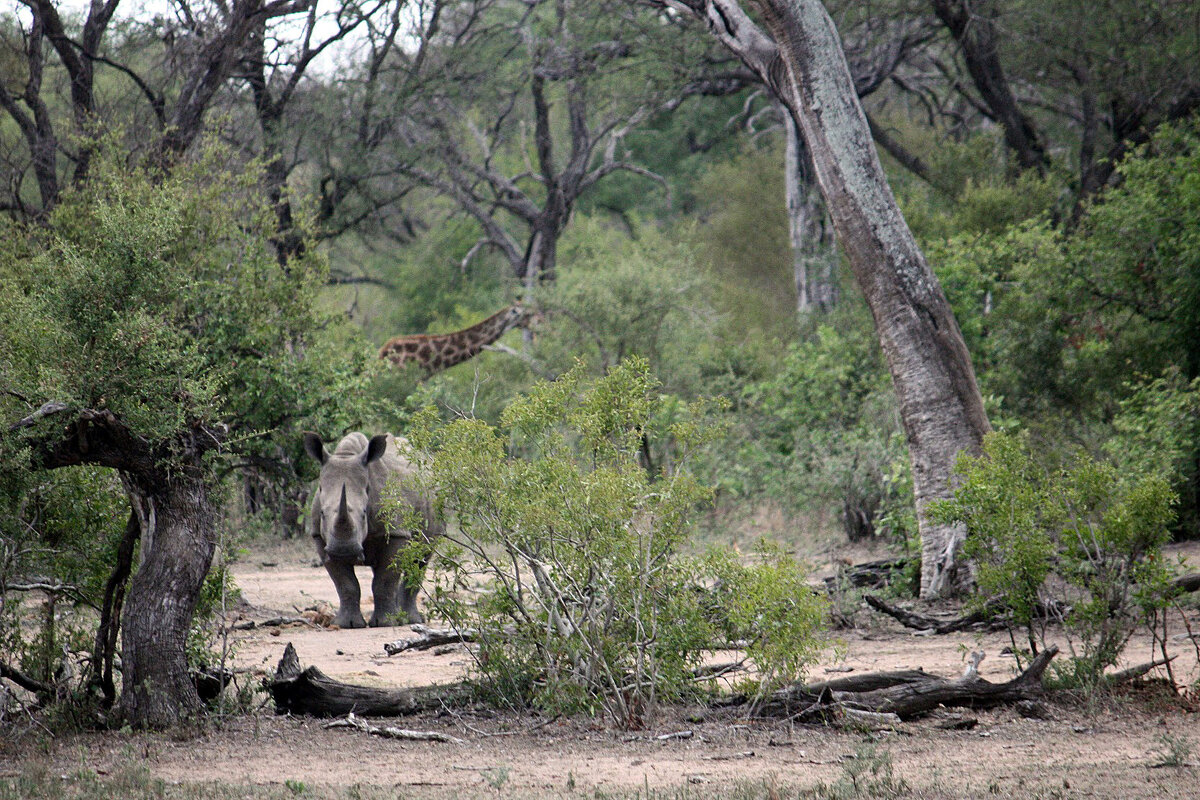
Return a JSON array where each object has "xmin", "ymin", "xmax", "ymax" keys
[{"xmin": 303, "ymin": 432, "xmax": 442, "ymax": 627}]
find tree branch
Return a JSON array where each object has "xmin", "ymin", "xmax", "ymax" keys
[{"xmin": 0, "ymin": 661, "xmax": 54, "ymax": 696}]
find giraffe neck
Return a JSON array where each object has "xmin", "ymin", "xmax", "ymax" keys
[
  {"xmin": 379, "ymin": 305, "xmax": 526, "ymax": 374},
  {"xmin": 431, "ymin": 306, "xmax": 524, "ymax": 370}
]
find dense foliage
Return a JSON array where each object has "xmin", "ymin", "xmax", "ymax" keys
[
  {"xmin": 0, "ymin": 144, "xmax": 380, "ymax": 716},
  {"xmin": 933, "ymin": 430, "xmax": 1176, "ymax": 688},
  {"xmin": 0, "ymin": 0, "xmax": 1197, "ymax": 726},
  {"xmin": 399, "ymin": 358, "xmax": 826, "ymax": 726}
]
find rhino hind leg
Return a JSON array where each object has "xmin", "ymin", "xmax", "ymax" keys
[
  {"xmin": 324, "ymin": 560, "xmax": 367, "ymax": 629},
  {"xmin": 396, "ymin": 583, "xmax": 425, "ymax": 625},
  {"xmin": 367, "ymin": 542, "xmax": 407, "ymax": 626},
  {"xmin": 368, "ymin": 539, "xmax": 426, "ymax": 626},
  {"xmin": 397, "ymin": 542, "xmax": 433, "ymax": 624}
]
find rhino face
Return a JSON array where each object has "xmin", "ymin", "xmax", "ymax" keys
[{"xmin": 304, "ymin": 433, "xmax": 388, "ymax": 563}]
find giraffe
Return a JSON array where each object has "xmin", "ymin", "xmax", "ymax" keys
[{"xmin": 378, "ymin": 304, "xmax": 536, "ymax": 374}]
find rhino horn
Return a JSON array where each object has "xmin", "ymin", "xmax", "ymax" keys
[{"xmin": 336, "ymin": 484, "xmax": 349, "ymax": 523}]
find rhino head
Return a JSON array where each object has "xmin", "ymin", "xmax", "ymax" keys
[{"xmin": 303, "ymin": 432, "xmax": 389, "ymax": 563}]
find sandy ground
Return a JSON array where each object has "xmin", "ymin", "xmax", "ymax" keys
[{"xmin": 4, "ymin": 539, "xmax": 1199, "ymax": 798}]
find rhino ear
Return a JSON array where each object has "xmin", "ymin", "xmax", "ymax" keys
[
  {"xmin": 363, "ymin": 434, "xmax": 389, "ymax": 466},
  {"xmin": 303, "ymin": 432, "xmax": 328, "ymax": 465}
]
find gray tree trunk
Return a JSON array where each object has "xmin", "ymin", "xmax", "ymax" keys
[
  {"xmin": 118, "ymin": 471, "xmax": 218, "ymax": 727},
  {"xmin": 783, "ymin": 107, "xmax": 837, "ymax": 313},
  {"xmin": 678, "ymin": 0, "xmax": 991, "ymax": 596}
]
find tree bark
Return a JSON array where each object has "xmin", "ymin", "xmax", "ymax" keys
[
  {"xmin": 783, "ymin": 107, "xmax": 837, "ymax": 313},
  {"xmin": 116, "ymin": 469, "xmax": 218, "ymax": 728},
  {"xmin": 678, "ymin": 0, "xmax": 991, "ymax": 596},
  {"xmin": 88, "ymin": 509, "xmax": 140, "ymax": 708}
]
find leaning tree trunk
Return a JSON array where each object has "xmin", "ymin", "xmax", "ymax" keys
[
  {"xmin": 760, "ymin": 0, "xmax": 990, "ymax": 596},
  {"xmin": 685, "ymin": 0, "xmax": 991, "ymax": 596},
  {"xmin": 118, "ymin": 470, "xmax": 219, "ymax": 728}
]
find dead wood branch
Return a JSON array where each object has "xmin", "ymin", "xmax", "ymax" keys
[
  {"xmin": 797, "ymin": 703, "xmax": 902, "ymax": 730},
  {"xmin": 691, "ymin": 660, "xmax": 748, "ymax": 681},
  {"xmin": 230, "ymin": 616, "xmax": 313, "ymax": 631},
  {"xmin": 1103, "ymin": 658, "xmax": 1174, "ymax": 686},
  {"xmin": 269, "ymin": 642, "xmax": 471, "ymax": 717},
  {"xmin": 325, "ymin": 711, "xmax": 465, "ymax": 744},
  {"xmin": 0, "ymin": 661, "xmax": 55, "ymax": 697},
  {"xmin": 383, "ymin": 625, "xmax": 478, "ymax": 655},
  {"xmin": 756, "ymin": 646, "xmax": 1058, "ymax": 721},
  {"xmin": 8, "ymin": 401, "xmax": 69, "ymax": 431},
  {"xmin": 864, "ymin": 594, "xmax": 1005, "ymax": 634}
]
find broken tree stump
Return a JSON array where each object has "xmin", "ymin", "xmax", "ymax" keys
[{"xmin": 269, "ymin": 642, "xmax": 471, "ymax": 717}]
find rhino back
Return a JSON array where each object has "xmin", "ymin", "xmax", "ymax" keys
[
  {"xmin": 366, "ymin": 435, "xmax": 441, "ymax": 543},
  {"xmin": 332, "ymin": 432, "xmax": 370, "ymax": 457}
]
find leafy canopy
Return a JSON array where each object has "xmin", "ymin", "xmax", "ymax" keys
[{"xmin": 0, "ymin": 141, "xmax": 381, "ymax": 467}]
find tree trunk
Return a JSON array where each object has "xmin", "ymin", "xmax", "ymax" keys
[
  {"xmin": 784, "ymin": 107, "xmax": 837, "ymax": 313},
  {"xmin": 117, "ymin": 471, "xmax": 218, "ymax": 728},
  {"xmin": 88, "ymin": 509, "xmax": 140, "ymax": 708},
  {"xmin": 929, "ymin": 0, "xmax": 1047, "ymax": 173},
  {"xmin": 689, "ymin": 0, "xmax": 991, "ymax": 596}
]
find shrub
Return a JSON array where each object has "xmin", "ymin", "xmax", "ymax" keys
[
  {"xmin": 933, "ymin": 431, "xmax": 1175, "ymax": 688},
  {"xmin": 739, "ymin": 322, "xmax": 911, "ymax": 545},
  {"xmin": 399, "ymin": 357, "xmax": 826, "ymax": 726}
]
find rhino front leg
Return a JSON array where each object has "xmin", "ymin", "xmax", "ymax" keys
[
  {"xmin": 369, "ymin": 562, "xmax": 408, "ymax": 627},
  {"xmin": 323, "ymin": 560, "xmax": 367, "ymax": 629}
]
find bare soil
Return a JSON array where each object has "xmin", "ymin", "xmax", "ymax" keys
[{"xmin": 5, "ymin": 539, "xmax": 1199, "ymax": 798}]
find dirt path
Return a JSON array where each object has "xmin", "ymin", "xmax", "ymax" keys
[{"xmin": 7, "ymin": 540, "xmax": 1199, "ymax": 798}]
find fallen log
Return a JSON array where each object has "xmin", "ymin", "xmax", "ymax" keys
[
  {"xmin": 716, "ymin": 667, "xmax": 934, "ymax": 711},
  {"xmin": 1173, "ymin": 573, "xmax": 1200, "ymax": 594},
  {"xmin": 762, "ymin": 668, "xmax": 932, "ymax": 708},
  {"xmin": 759, "ymin": 646, "xmax": 1059, "ymax": 720},
  {"xmin": 325, "ymin": 712, "xmax": 465, "ymax": 744},
  {"xmin": 383, "ymin": 625, "xmax": 478, "ymax": 655},
  {"xmin": 1102, "ymin": 657, "xmax": 1174, "ymax": 686},
  {"xmin": 269, "ymin": 642, "xmax": 471, "ymax": 717},
  {"xmin": 823, "ymin": 558, "xmax": 912, "ymax": 592},
  {"xmin": 863, "ymin": 594, "xmax": 1006, "ymax": 634},
  {"xmin": 230, "ymin": 616, "xmax": 311, "ymax": 631},
  {"xmin": 0, "ymin": 660, "xmax": 55, "ymax": 697}
]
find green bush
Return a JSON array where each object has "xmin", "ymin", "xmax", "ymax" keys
[
  {"xmin": 933, "ymin": 431, "xmax": 1175, "ymax": 688},
  {"xmin": 398, "ymin": 357, "xmax": 825, "ymax": 726},
  {"xmin": 738, "ymin": 322, "xmax": 911, "ymax": 545},
  {"xmin": 0, "ymin": 140, "xmax": 381, "ymax": 720}
]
